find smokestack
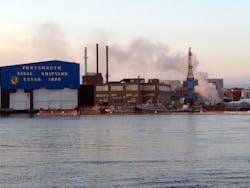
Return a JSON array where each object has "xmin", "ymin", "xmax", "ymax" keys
[
  {"xmin": 84, "ymin": 47, "xmax": 88, "ymax": 75},
  {"xmin": 96, "ymin": 43, "xmax": 99, "ymax": 75},
  {"xmin": 96, "ymin": 43, "xmax": 99, "ymax": 83},
  {"xmin": 106, "ymin": 45, "xmax": 109, "ymax": 83}
]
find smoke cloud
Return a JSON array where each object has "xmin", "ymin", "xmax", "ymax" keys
[
  {"xmin": 0, "ymin": 22, "xmax": 73, "ymax": 66},
  {"xmin": 195, "ymin": 72, "xmax": 221, "ymax": 104},
  {"xmin": 108, "ymin": 38, "xmax": 220, "ymax": 103},
  {"xmin": 30, "ymin": 22, "xmax": 73, "ymax": 61},
  {"xmin": 109, "ymin": 39, "xmax": 194, "ymax": 80}
]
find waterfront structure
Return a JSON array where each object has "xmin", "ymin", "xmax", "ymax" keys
[
  {"xmin": 95, "ymin": 80, "xmax": 141, "ymax": 107},
  {"xmin": 3, "ymin": 44, "xmax": 245, "ymax": 114},
  {"xmin": 183, "ymin": 47, "xmax": 198, "ymax": 104},
  {"xmin": 207, "ymin": 79, "xmax": 224, "ymax": 102},
  {"xmin": 241, "ymin": 88, "xmax": 250, "ymax": 99},
  {"xmin": 225, "ymin": 98, "xmax": 250, "ymax": 110},
  {"xmin": 230, "ymin": 88, "xmax": 242, "ymax": 101},
  {"xmin": 94, "ymin": 78, "xmax": 171, "ymax": 107},
  {"xmin": 82, "ymin": 73, "xmax": 103, "ymax": 85},
  {"xmin": 0, "ymin": 60, "xmax": 80, "ymax": 110},
  {"xmin": 0, "ymin": 85, "xmax": 1, "ymax": 108}
]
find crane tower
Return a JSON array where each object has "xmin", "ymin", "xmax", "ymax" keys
[{"xmin": 183, "ymin": 47, "xmax": 198, "ymax": 104}]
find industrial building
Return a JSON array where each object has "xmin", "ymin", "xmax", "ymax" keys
[
  {"xmin": 207, "ymin": 79, "xmax": 224, "ymax": 102},
  {"xmin": 93, "ymin": 78, "xmax": 171, "ymax": 108},
  {"xmin": 241, "ymin": 89, "xmax": 250, "ymax": 99},
  {"xmin": 82, "ymin": 73, "xmax": 103, "ymax": 85},
  {"xmin": 0, "ymin": 60, "xmax": 80, "ymax": 112},
  {"xmin": 80, "ymin": 44, "xmax": 174, "ymax": 110},
  {"xmin": 230, "ymin": 88, "xmax": 242, "ymax": 101},
  {"xmin": 79, "ymin": 44, "xmax": 184, "ymax": 111}
]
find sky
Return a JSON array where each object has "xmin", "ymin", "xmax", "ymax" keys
[{"xmin": 0, "ymin": 0, "xmax": 250, "ymax": 87}]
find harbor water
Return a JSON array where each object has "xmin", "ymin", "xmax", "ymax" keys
[{"xmin": 1, "ymin": 114, "xmax": 250, "ymax": 187}]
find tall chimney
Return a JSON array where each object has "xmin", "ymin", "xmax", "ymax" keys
[
  {"xmin": 106, "ymin": 45, "xmax": 109, "ymax": 83},
  {"xmin": 96, "ymin": 43, "xmax": 99, "ymax": 83},
  {"xmin": 84, "ymin": 47, "xmax": 88, "ymax": 75}
]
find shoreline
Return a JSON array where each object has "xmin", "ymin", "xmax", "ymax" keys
[{"xmin": 1, "ymin": 108, "xmax": 250, "ymax": 117}]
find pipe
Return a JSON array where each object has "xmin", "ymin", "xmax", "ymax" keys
[
  {"xmin": 96, "ymin": 43, "xmax": 99, "ymax": 83},
  {"xmin": 84, "ymin": 47, "xmax": 88, "ymax": 75},
  {"xmin": 96, "ymin": 43, "xmax": 99, "ymax": 75},
  {"xmin": 106, "ymin": 45, "xmax": 109, "ymax": 83}
]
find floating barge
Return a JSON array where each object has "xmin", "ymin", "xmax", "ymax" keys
[{"xmin": 37, "ymin": 109, "xmax": 80, "ymax": 116}]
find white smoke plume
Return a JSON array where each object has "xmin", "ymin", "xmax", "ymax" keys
[
  {"xmin": 109, "ymin": 38, "xmax": 194, "ymax": 80},
  {"xmin": 194, "ymin": 72, "xmax": 221, "ymax": 104},
  {"xmin": 108, "ymin": 38, "xmax": 220, "ymax": 104},
  {"xmin": 0, "ymin": 22, "xmax": 74, "ymax": 66},
  {"xmin": 30, "ymin": 22, "xmax": 73, "ymax": 61}
]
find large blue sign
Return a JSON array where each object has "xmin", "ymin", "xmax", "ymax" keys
[{"xmin": 1, "ymin": 60, "xmax": 80, "ymax": 89}]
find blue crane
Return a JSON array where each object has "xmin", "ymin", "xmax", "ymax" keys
[{"xmin": 183, "ymin": 47, "xmax": 198, "ymax": 104}]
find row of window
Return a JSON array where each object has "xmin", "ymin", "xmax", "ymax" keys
[{"xmin": 96, "ymin": 85, "xmax": 171, "ymax": 92}]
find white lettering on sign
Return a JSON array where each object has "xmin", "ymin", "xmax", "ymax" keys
[
  {"xmin": 22, "ymin": 65, "xmax": 62, "ymax": 71},
  {"xmin": 17, "ymin": 65, "xmax": 68, "ymax": 83},
  {"xmin": 22, "ymin": 77, "xmax": 42, "ymax": 82}
]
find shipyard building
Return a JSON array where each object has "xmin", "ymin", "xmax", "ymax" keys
[
  {"xmin": 81, "ymin": 75, "xmax": 174, "ymax": 110},
  {"xmin": 0, "ymin": 60, "xmax": 80, "ymax": 111},
  {"xmin": 79, "ymin": 44, "xmax": 174, "ymax": 110}
]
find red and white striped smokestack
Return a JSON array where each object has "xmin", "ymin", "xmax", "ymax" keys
[{"xmin": 106, "ymin": 45, "xmax": 109, "ymax": 83}]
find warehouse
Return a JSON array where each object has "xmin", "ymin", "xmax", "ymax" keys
[{"xmin": 0, "ymin": 60, "xmax": 80, "ymax": 111}]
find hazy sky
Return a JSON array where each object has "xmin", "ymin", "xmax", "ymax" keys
[{"xmin": 1, "ymin": 0, "xmax": 250, "ymax": 81}]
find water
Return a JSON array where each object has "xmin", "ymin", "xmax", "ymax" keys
[{"xmin": 0, "ymin": 114, "xmax": 250, "ymax": 187}]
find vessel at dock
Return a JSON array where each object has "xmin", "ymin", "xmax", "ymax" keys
[
  {"xmin": 135, "ymin": 100, "xmax": 167, "ymax": 113},
  {"xmin": 37, "ymin": 109, "xmax": 80, "ymax": 116}
]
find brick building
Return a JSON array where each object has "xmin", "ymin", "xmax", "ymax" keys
[{"xmin": 94, "ymin": 78, "xmax": 171, "ymax": 107}]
